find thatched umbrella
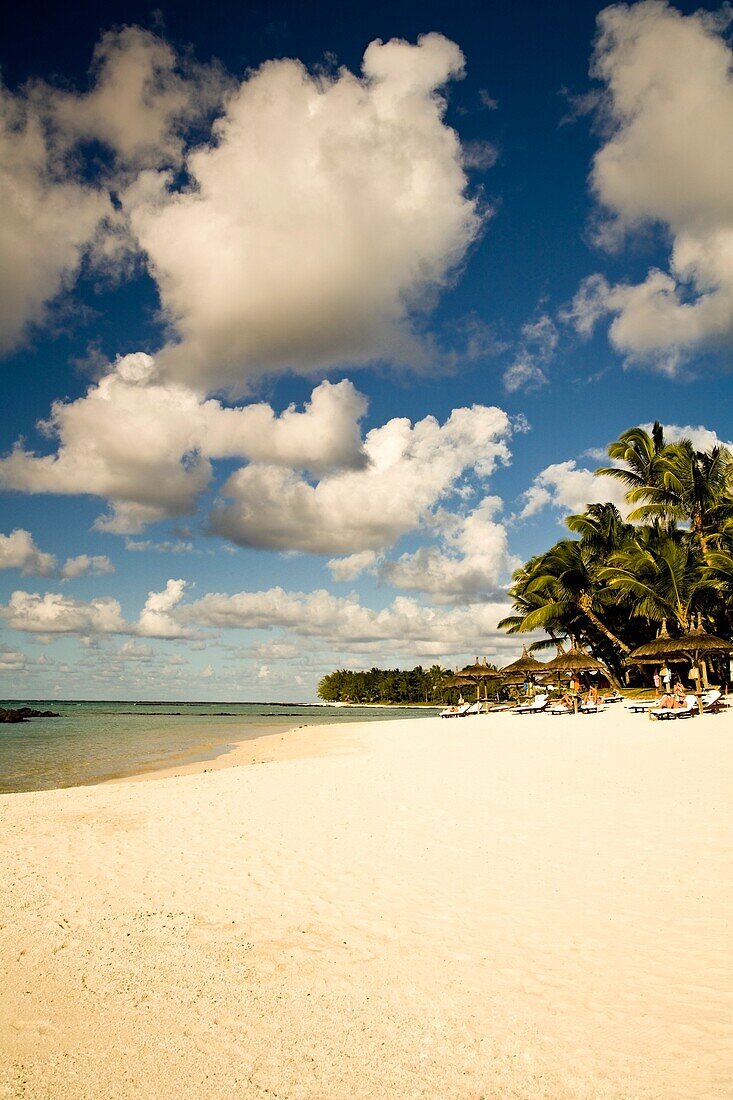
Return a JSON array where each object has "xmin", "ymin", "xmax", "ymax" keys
[
  {"xmin": 499, "ymin": 645, "xmax": 547, "ymax": 677},
  {"xmin": 543, "ymin": 645, "xmax": 608, "ymax": 712},
  {"xmin": 626, "ymin": 621, "xmax": 687, "ymax": 665},
  {"xmin": 460, "ymin": 659, "xmax": 500, "ymax": 702},
  {"xmin": 444, "ymin": 674, "xmax": 474, "ymax": 703},
  {"xmin": 499, "ymin": 646, "xmax": 547, "ymax": 700},
  {"xmin": 629, "ymin": 619, "xmax": 732, "ymax": 701}
]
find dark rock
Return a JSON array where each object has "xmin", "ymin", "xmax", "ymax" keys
[{"xmin": 0, "ymin": 707, "xmax": 61, "ymax": 722}]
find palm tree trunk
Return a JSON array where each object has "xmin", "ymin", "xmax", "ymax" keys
[{"xmin": 578, "ymin": 595, "xmax": 631, "ymax": 654}]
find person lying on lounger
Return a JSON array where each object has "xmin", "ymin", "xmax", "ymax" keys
[{"xmin": 658, "ymin": 682, "xmax": 686, "ymax": 709}]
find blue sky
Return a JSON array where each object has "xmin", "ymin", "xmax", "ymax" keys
[{"xmin": 1, "ymin": 0, "xmax": 731, "ymax": 699}]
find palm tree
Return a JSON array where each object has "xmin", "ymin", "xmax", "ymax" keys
[{"xmin": 598, "ymin": 528, "xmax": 710, "ymax": 634}]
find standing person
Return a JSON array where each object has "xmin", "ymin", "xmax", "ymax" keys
[
  {"xmin": 653, "ymin": 669, "xmax": 661, "ymax": 697},
  {"xmin": 661, "ymin": 665, "xmax": 672, "ymax": 693}
]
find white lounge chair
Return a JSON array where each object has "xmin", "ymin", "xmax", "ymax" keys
[
  {"xmin": 602, "ymin": 691, "xmax": 624, "ymax": 704},
  {"xmin": 627, "ymin": 699, "xmax": 658, "ymax": 713},
  {"xmin": 464, "ymin": 700, "xmax": 485, "ymax": 715},
  {"xmin": 512, "ymin": 693, "xmax": 548, "ymax": 715},
  {"xmin": 548, "ymin": 702, "xmax": 573, "ymax": 715},
  {"xmin": 650, "ymin": 694, "xmax": 698, "ymax": 720},
  {"xmin": 439, "ymin": 702, "xmax": 472, "ymax": 718},
  {"xmin": 700, "ymin": 689, "xmax": 727, "ymax": 713}
]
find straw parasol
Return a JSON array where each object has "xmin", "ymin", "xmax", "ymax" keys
[
  {"xmin": 626, "ymin": 620, "xmax": 687, "ymax": 665},
  {"xmin": 543, "ymin": 645, "xmax": 608, "ymax": 712},
  {"xmin": 444, "ymin": 674, "xmax": 474, "ymax": 702},
  {"xmin": 499, "ymin": 645, "xmax": 547, "ymax": 677},
  {"xmin": 460, "ymin": 658, "xmax": 500, "ymax": 701},
  {"xmin": 543, "ymin": 644, "xmax": 607, "ymax": 675},
  {"xmin": 629, "ymin": 618, "xmax": 732, "ymax": 699}
]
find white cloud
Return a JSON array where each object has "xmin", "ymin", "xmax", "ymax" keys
[
  {"xmin": 503, "ymin": 314, "xmax": 557, "ymax": 392},
  {"xmin": 180, "ymin": 585, "xmax": 515, "ymax": 660},
  {"xmin": 124, "ymin": 33, "xmax": 483, "ymax": 391},
  {"xmin": 581, "ymin": 1, "xmax": 733, "ymax": 372},
  {"xmin": 1, "ymin": 591, "xmax": 126, "ymax": 634},
  {"xmin": 379, "ymin": 496, "xmax": 518, "ymax": 603},
  {"xmin": 118, "ymin": 640, "xmax": 155, "ymax": 661},
  {"xmin": 518, "ymin": 460, "xmax": 629, "ymax": 520},
  {"xmin": 137, "ymin": 578, "xmax": 197, "ymax": 638},
  {"xmin": 60, "ymin": 554, "xmax": 115, "ymax": 579},
  {"xmin": 0, "ymin": 529, "xmax": 56, "ymax": 576},
  {"xmin": 0, "ymin": 646, "xmax": 29, "ymax": 673},
  {"xmin": 0, "ymin": 357, "xmax": 368, "ymax": 533},
  {"xmin": 642, "ymin": 421, "xmax": 733, "ymax": 452},
  {"xmin": 327, "ymin": 550, "xmax": 378, "ymax": 581},
  {"xmin": 0, "ymin": 28, "xmax": 226, "ymax": 358},
  {"xmin": 50, "ymin": 26, "xmax": 227, "ymax": 170},
  {"xmin": 210, "ymin": 404, "xmax": 514, "ymax": 553},
  {"xmin": 0, "ymin": 87, "xmax": 109, "ymax": 355}
]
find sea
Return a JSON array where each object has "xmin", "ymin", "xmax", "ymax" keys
[{"xmin": 0, "ymin": 700, "xmax": 439, "ymax": 794}]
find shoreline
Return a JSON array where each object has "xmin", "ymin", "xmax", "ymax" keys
[{"xmin": 110, "ymin": 718, "xmax": 362, "ymax": 784}]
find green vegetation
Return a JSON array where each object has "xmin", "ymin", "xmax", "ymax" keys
[
  {"xmin": 500, "ymin": 423, "xmax": 733, "ymax": 683},
  {"xmin": 318, "ymin": 665, "xmax": 453, "ymax": 704}
]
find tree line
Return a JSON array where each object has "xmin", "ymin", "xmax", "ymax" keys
[
  {"xmin": 500, "ymin": 423, "xmax": 733, "ymax": 683},
  {"xmin": 318, "ymin": 665, "xmax": 453, "ymax": 704}
]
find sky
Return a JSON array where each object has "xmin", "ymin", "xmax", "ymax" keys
[{"xmin": 0, "ymin": 0, "xmax": 731, "ymax": 700}]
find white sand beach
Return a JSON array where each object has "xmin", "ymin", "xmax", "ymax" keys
[{"xmin": 1, "ymin": 707, "xmax": 731, "ymax": 1099}]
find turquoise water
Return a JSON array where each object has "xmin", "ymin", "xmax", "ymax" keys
[{"xmin": 0, "ymin": 700, "xmax": 438, "ymax": 794}]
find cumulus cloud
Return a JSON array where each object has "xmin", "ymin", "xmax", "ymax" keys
[
  {"xmin": 211, "ymin": 404, "xmax": 514, "ymax": 553},
  {"xmin": 0, "ymin": 529, "xmax": 56, "ymax": 576},
  {"xmin": 50, "ymin": 26, "xmax": 228, "ymax": 170},
  {"xmin": 137, "ymin": 578, "xmax": 198, "ymax": 638},
  {"xmin": 180, "ymin": 585, "xmax": 514, "ymax": 659},
  {"xmin": 1, "ymin": 591, "xmax": 126, "ymax": 634},
  {"xmin": 517, "ymin": 460, "xmax": 629, "ymax": 520},
  {"xmin": 60, "ymin": 554, "xmax": 115, "ymax": 579},
  {"xmin": 123, "ymin": 33, "xmax": 483, "ymax": 390},
  {"xmin": 0, "ymin": 355, "xmax": 368, "ymax": 533},
  {"xmin": 379, "ymin": 496, "xmax": 518, "ymax": 603},
  {"xmin": 327, "ymin": 550, "xmax": 378, "ymax": 581},
  {"xmin": 0, "ymin": 86, "xmax": 109, "ymax": 355},
  {"xmin": 0, "ymin": 28, "xmax": 227, "ymax": 357},
  {"xmin": 579, "ymin": 1, "xmax": 733, "ymax": 373}
]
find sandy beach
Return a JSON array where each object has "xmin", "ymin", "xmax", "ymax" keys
[{"xmin": 1, "ymin": 707, "xmax": 731, "ymax": 1099}]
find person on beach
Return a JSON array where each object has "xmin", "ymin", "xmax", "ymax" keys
[
  {"xmin": 653, "ymin": 670, "xmax": 661, "ymax": 696},
  {"xmin": 661, "ymin": 665, "xmax": 672, "ymax": 692},
  {"xmin": 658, "ymin": 682, "xmax": 686, "ymax": 709},
  {"xmin": 584, "ymin": 685, "xmax": 600, "ymax": 707}
]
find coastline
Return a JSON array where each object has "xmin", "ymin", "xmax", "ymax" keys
[{"xmin": 2, "ymin": 707, "xmax": 731, "ymax": 1098}]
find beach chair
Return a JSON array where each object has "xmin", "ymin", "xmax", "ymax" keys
[
  {"xmin": 627, "ymin": 700, "xmax": 658, "ymax": 713},
  {"xmin": 548, "ymin": 702, "xmax": 573, "ymax": 715},
  {"xmin": 464, "ymin": 701, "xmax": 485, "ymax": 715},
  {"xmin": 601, "ymin": 691, "xmax": 624, "ymax": 704},
  {"xmin": 700, "ymin": 689, "xmax": 727, "ymax": 713},
  {"xmin": 512, "ymin": 693, "xmax": 548, "ymax": 715},
  {"xmin": 650, "ymin": 694, "xmax": 698, "ymax": 720},
  {"xmin": 439, "ymin": 703, "xmax": 472, "ymax": 718}
]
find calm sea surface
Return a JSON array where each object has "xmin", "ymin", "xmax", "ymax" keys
[{"xmin": 0, "ymin": 700, "xmax": 438, "ymax": 794}]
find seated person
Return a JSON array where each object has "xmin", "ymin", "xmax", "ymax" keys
[
  {"xmin": 658, "ymin": 682, "xmax": 686, "ymax": 709},
  {"xmin": 584, "ymin": 685, "xmax": 600, "ymax": 706}
]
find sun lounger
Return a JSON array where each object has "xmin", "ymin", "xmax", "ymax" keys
[
  {"xmin": 464, "ymin": 701, "xmax": 485, "ymax": 715},
  {"xmin": 700, "ymin": 689, "xmax": 727, "ymax": 713},
  {"xmin": 650, "ymin": 694, "xmax": 698, "ymax": 720},
  {"xmin": 439, "ymin": 703, "xmax": 472, "ymax": 718},
  {"xmin": 548, "ymin": 703, "xmax": 572, "ymax": 715},
  {"xmin": 601, "ymin": 691, "xmax": 624, "ymax": 704},
  {"xmin": 627, "ymin": 700, "xmax": 658, "ymax": 713},
  {"xmin": 512, "ymin": 693, "xmax": 548, "ymax": 715}
]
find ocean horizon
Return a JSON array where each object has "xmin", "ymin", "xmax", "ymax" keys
[{"xmin": 0, "ymin": 699, "xmax": 438, "ymax": 794}]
